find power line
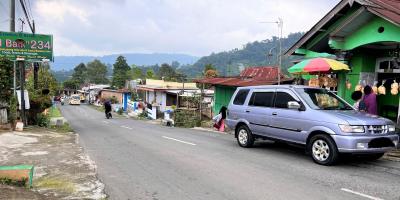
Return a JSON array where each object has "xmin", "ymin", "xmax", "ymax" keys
[
  {"xmin": 18, "ymin": 0, "xmax": 34, "ymax": 33},
  {"xmin": 26, "ymin": 0, "xmax": 34, "ymax": 19}
]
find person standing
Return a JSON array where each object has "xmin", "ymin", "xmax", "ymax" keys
[
  {"xmin": 363, "ymin": 85, "xmax": 378, "ymax": 115},
  {"xmin": 214, "ymin": 106, "xmax": 227, "ymax": 132}
]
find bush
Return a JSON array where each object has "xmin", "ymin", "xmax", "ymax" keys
[
  {"xmin": 174, "ymin": 109, "xmax": 200, "ymax": 128},
  {"xmin": 36, "ymin": 113, "xmax": 50, "ymax": 127},
  {"xmin": 117, "ymin": 108, "xmax": 123, "ymax": 115},
  {"xmin": 109, "ymin": 96, "xmax": 119, "ymax": 104},
  {"xmin": 8, "ymin": 95, "xmax": 17, "ymax": 124}
]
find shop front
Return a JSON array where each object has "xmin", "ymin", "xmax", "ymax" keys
[{"xmin": 286, "ymin": 0, "xmax": 400, "ymax": 124}]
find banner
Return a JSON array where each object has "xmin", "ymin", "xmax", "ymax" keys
[{"xmin": 0, "ymin": 31, "xmax": 53, "ymax": 61}]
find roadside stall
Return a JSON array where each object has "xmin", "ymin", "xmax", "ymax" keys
[
  {"xmin": 288, "ymin": 57, "xmax": 351, "ymax": 109},
  {"xmin": 288, "ymin": 57, "xmax": 350, "ymax": 92}
]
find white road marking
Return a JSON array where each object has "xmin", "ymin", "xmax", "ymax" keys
[
  {"xmin": 341, "ymin": 188, "xmax": 384, "ymax": 200},
  {"xmin": 102, "ymin": 121, "xmax": 109, "ymax": 124},
  {"xmin": 120, "ymin": 126, "xmax": 133, "ymax": 130},
  {"xmin": 162, "ymin": 136, "xmax": 196, "ymax": 146}
]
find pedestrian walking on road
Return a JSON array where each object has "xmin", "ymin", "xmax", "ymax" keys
[
  {"xmin": 213, "ymin": 106, "xmax": 227, "ymax": 132},
  {"xmin": 104, "ymin": 100, "xmax": 112, "ymax": 119}
]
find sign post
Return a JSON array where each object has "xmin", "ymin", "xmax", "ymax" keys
[
  {"xmin": 0, "ymin": 31, "xmax": 53, "ymax": 61},
  {"xmin": 0, "ymin": 31, "xmax": 53, "ymax": 126}
]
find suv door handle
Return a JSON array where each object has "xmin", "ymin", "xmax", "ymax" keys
[
  {"xmin": 245, "ymin": 110, "xmax": 250, "ymax": 113},
  {"xmin": 272, "ymin": 112, "xmax": 277, "ymax": 116}
]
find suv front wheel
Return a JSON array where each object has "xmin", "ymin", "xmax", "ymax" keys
[
  {"xmin": 236, "ymin": 125, "xmax": 254, "ymax": 148},
  {"xmin": 309, "ymin": 134, "xmax": 339, "ymax": 166}
]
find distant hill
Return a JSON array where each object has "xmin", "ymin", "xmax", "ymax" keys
[
  {"xmin": 178, "ymin": 32, "xmax": 304, "ymax": 77},
  {"xmin": 51, "ymin": 53, "xmax": 199, "ymax": 71}
]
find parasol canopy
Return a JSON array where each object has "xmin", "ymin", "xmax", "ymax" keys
[{"xmin": 288, "ymin": 58, "xmax": 350, "ymax": 74}]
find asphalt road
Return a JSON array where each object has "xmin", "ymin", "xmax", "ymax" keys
[{"xmin": 61, "ymin": 104, "xmax": 400, "ymax": 200}]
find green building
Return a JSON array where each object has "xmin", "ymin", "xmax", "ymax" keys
[
  {"xmin": 196, "ymin": 66, "xmax": 292, "ymax": 114},
  {"xmin": 286, "ymin": 0, "xmax": 400, "ymax": 124}
]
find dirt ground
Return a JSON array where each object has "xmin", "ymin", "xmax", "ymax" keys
[{"xmin": 0, "ymin": 127, "xmax": 106, "ymax": 200}]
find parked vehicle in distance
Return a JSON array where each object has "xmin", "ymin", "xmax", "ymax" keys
[
  {"xmin": 227, "ymin": 85, "xmax": 399, "ymax": 165},
  {"xmin": 69, "ymin": 94, "xmax": 81, "ymax": 105}
]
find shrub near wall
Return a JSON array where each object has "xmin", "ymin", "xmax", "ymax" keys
[{"xmin": 174, "ymin": 109, "xmax": 200, "ymax": 128}]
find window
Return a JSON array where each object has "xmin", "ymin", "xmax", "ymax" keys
[
  {"xmin": 233, "ymin": 89, "xmax": 249, "ymax": 105},
  {"xmin": 274, "ymin": 92, "xmax": 296, "ymax": 109},
  {"xmin": 249, "ymin": 92, "xmax": 274, "ymax": 107}
]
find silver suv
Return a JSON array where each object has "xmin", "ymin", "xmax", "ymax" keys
[{"xmin": 227, "ymin": 85, "xmax": 399, "ymax": 165}]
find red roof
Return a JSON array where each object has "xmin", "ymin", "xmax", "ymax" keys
[{"xmin": 195, "ymin": 66, "xmax": 293, "ymax": 87}]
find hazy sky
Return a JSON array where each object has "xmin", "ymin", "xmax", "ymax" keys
[{"xmin": 0, "ymin": 0, "xmax": 339, "ymax": 56}]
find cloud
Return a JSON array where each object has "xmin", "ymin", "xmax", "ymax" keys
[{"xmin": 1, "ymin": 0, "xmax": 340, "ymax": 56}]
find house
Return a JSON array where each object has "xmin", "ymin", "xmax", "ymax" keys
[
  {"xmin": 82, "ymin": 84, "xmax": 110, "ymax": 103},
  {"xmin": 195, "ymin": 66, "xmax": 293, "ymax": 114},
  {"xmin": 136, "ymin": 79, "xmax": 199, "ymax": 113},
  {"xmin": 285, "ymin": 0, "xmax": 400, "ymax": 124},
  {"xmin": 99, "ymin": 89, "xmax": 131, "ymax": 111}
]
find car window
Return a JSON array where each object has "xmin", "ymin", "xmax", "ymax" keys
[
  {"xmin": 233, "ymin": 89, "xmax": 250, "ymax": 105},
  {"xmin": 274, "ymin": 92, "xmax": 296, "ymax": 109},
  {"xmin": 249, "ymin": 92, "xmax": 274, "ymax": 107}
]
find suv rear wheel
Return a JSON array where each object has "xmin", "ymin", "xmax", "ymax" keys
[
  {"xmin": 237, "ymin": 125, "xmax": 254, "ymax": 148},
  {"xmin": 309, "ymin": 134, "xmax": 339, "ymax": 166}
]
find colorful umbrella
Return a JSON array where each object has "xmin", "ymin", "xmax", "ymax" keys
[{"xmin": 288, "ymin": 58, "xmax": 350, "ymax": 74}]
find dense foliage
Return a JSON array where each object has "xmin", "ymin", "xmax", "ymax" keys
[
  {"xmin": 179, "ymin": 32, "xmax": 304, "ymax": 77},
  {"xmin": 0, "ymin": 58, "xmax": 13, "ymax": 104},
  {"xmin": 112, "ymin": 56, "xmax": 131, "ymax": 89},
  {"xmin": 86, "ymin": 59, "xmax": 109, "ymax": 84},
  {"xmin": 53, "ymin": 33, "xmax": 304, "ymax": 83}
]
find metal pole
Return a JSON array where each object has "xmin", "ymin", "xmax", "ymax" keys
[
  {"xmin": 10, "ymin": 0, "xmax": 15, "ymax": 32},
  {"xmin": 278, "ymin": 18, "xmax": 283, "ymax": 85},
  {"xmin": 13, "ymin": 61, "xmax": 16, "ymax": 95},
  {"xmin": 19, "ymin": 61, "xmax": 26, "ymax": 125}
]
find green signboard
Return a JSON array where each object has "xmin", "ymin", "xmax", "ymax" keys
[{"xmin": 0, "ymin": 31, "xmax": 53, "ymax": 61}]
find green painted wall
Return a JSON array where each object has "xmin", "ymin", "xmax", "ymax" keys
[
  {"xmin": 330, "ymin": 16, "xmax": 400, "ymax": 50},
  {"xmin": 338, "ymin": 50, "xmax": 399, "ymax": 117},
  {"xmin": 213, "ymin": 85, "xmax": 236, "ymax": 114}
]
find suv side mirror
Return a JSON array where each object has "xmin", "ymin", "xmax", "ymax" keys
[{"xmin": 288, "ymin": 101, "xmax": 301, "ymax": 110}]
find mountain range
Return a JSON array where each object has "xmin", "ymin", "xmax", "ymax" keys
[{"xmin": 51, "ymin": 53, "xmax": 199, "ymax": 71}]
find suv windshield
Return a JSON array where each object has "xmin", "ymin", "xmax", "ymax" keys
[{"xmin": 295, "ymin": 88, "xmax": 353, "ymax": 110}]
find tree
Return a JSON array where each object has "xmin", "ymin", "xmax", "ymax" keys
[
  {"xmin": 204, "ymin": 64, "xmax": 216, "ymax": 74},
  {"xmin": 204, "ymin": 69, "xmax": 218, "ymax": 78},
  {"xmin": 112, "ymin": 56, "xmax": 131, "ymax": 89},
  {"xmin": 26, "ymin": 64, "xmax": 59, "ymax": 97},
  {"xmin": 158, "ymin": 63, "xmax": 176, "ymax": 81},
  {"xmin": 0, "ymin": 58, "xmax": 13, "ymax": 104},
  {"xmin": 146, "ymin": 69, "xmax": 155, "ymax": 79},
  {"xmin": 71, "ymin": 63, "xmax": 87, "ymax": 85},
  {"xmin": 131, "ymin": 65, "xmax": 143, "ymax": 80},
  {"xmin": 171, "ymin": 61, "xmax": 180, "ymax": 69},
  {"xmin": 87, "ymin": 59, "xmax": 108, "ymax": 84},
  {"xmin": 63, "ymin": 79, "xmax": 79, "ymax": 90}
]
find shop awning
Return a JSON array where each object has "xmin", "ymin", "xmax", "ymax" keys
[{"xmin": 288, "ymin": 58, "xmax": 350, "ymax": 74}]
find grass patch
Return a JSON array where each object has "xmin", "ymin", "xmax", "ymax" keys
[
  {"xmin": 90, "ymin": 105, "xmax": 105, "ymax": 113},
  {"xmin": 0, "ymin": 177, "xmax": 27, "ymax": 187},
  {"xmin": 49, "ymin": 122, "xmax": 74, "ymax": 133},
  {"xmin": 34, "ymin": 177, "xmax": 75, "ymax": 194},
  {"xmin": 48, "ymin": 106, "xmax": 62, "ymax": 118}
]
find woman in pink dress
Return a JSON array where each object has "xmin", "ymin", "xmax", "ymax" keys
[{"xmin": 214, "ymin": 106, "xmax": 227, "ymax": 132}]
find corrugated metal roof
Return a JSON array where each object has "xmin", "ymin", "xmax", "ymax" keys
[
  {"xmin": 195, "ymin": 66, "xmax": 293, "ymax": 87},
  {"xmin": 366, "ymin": 0, "xmax": 400, "ymax": 26}
]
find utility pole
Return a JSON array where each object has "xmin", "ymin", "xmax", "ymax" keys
[
  {"xmin": 260, "ymin": 18, "xmax": 283, "ymax": 85},
  {"xmin": 278, "ymin": 18, "xmax": 283, "ymax": 85},
  {"xmin": 10, "ymin": 0, "xmax": 16, "ymax": 95},
  {"xmin": 10, "ymin": 0, "xmax": 15, "ymax": 31}
]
